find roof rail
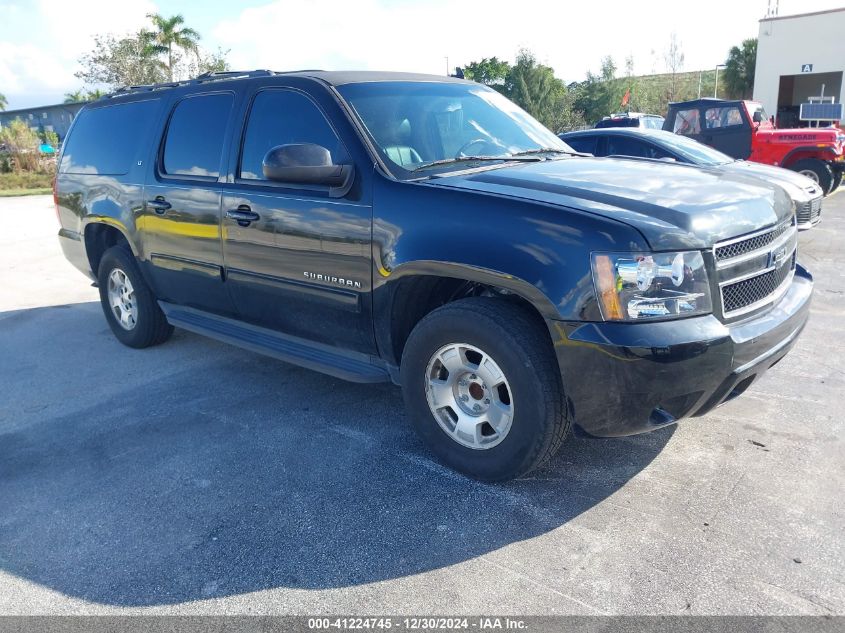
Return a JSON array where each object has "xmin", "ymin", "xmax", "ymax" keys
[{"xmin": 99, "ymin": 69, "xmax": 285, "ymax": 100}]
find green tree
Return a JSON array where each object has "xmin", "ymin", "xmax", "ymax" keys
[
  {"xmin": 0, "ymin": 93, "xmax": 7, "ymax": 111},
  {"xmin": 463, "ymin": 57, "xmax": 510, "ymax": 89},
  {"xmin": 723, "ymin": 38, "xmax": 757, "ymax": 99},
  {"xmin": 140, "ymin": 13, "xmax": 201, "ymax": 82},
  {"xmin": 75, "ymin": 33, "xmax": 168, "ymax": 89},
  {"xmin": 503, "ymin": 50, "xmax": 568, "ymax": 130}
]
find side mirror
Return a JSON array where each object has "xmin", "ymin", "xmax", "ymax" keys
[
  {"xmin": 262, "ymin": 144, "xmax": 353, "ymax": 197},
  {"xmin": 752, "ymin": 110, "xmax": 763, "ymax": 123}
]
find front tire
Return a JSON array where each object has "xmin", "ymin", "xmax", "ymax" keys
[
  {"xmin": 401, "ymin": 297, "xmax": 570, "ymax": 481},
  {"xmin": 97, "ymin": 245, "xmax": 173, "ymax": 348},
  {"xmin": 790, "ymin": 158, "xmax": 834, "ymax": 195}
]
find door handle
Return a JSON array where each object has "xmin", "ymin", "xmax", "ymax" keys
[
  {"xmin": 147, "ymin": 197, "xmax": 171, "ymax": 214},
  {"xmin": 226, "ymin": 205, "xmax": 260, "ymax": 226}
]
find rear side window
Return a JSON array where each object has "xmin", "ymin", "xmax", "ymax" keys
[
  {"xmin": 60, "ymin": 100, "xmax": 159, "ymax": 175},
  {"xmin": 162, "ymin": 93, "xmax": 233, "ymax": 178},
  {"xmin": 239, "ymin": 90, "xmax": 348, "ymax": 180},
  {"xmin": 704, "ymin": 106, "xmax": 744, "ymax": 129},
  {"xmin": 565, "ymin": 136, "xmax": 598, "ymax": 154},
  {"xmin": 673, "ymin": 109, "xmax": 701, "ymax": 135}
]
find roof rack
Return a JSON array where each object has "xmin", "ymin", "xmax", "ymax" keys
[{"xmin": 100, "ymin": 69, "xmax": 324, "ymax": 100}]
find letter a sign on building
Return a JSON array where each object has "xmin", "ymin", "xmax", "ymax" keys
[{"xmin": 801, "ymin": 64, "xmax": 814, "ymax": 73}]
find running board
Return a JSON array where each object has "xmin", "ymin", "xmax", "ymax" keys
[{"xmin": 160, "ymin": 302, "xmax": 392, "ymax": 384}]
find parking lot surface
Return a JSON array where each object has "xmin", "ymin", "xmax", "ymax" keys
[{"xmin": 1, "ymin": 193, "xmax": 843, "ymax": 615}]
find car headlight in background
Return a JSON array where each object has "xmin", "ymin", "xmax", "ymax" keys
[{"xmin": 591, "ymin": 251, "xmax": 712, "ymax": 321}]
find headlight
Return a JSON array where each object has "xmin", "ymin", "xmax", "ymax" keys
[{"xmin": 591, "ymin": 251, "xmax": 712, "ymax": 321}]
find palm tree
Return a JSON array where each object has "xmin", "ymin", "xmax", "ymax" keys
[
  {"xmin": 141, "ymin": 13, "xmax": 200, "ymax": 82},
  {"xmin": 0, "ymin": 93, "xmax": 7, "ymax": 111},
  {"xmin": 64, "ymin": 90, "xmax": 85, "ymax": 103}
]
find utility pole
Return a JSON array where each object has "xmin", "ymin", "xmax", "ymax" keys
[
  {"xmin": 714, "ymin": 64, "xmax": 726, "ymax": 98},
  {"xmin": 445, "ymin": 56, "xmax": 449, "ymax": 77}
]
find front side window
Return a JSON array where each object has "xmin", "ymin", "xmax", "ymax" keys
[
  {"xmin": 336, "ymin": 81, "xmax": 571, "ymax": 176},
  {"xmin": 565, "ymin": 136, "xmax": 597, "ymax": 154},
  {"xmin": 606, "ymin": 136, "xmax": 670, "ymax": 159},
  {"xmin": 162, "ymin": 93, "xmax": 233, "ymax": 178},
  {"xmin": 239, "ymin": 90, "xmax": 349, "ymax": 181},
  {"xmin": 704, "ymin": 106, "xmax": 744, "ymax": 129},
  {"xmin": 673, "ymin": 109, "xmax": 701, "ymax": 135}
]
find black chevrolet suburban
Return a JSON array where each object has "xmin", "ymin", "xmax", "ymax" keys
[{"xmin": 56, "ymin": 70, "xmax": 813, "ymax": 480}]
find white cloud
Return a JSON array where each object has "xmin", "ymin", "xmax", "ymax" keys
[
  {"xmin": 1, "ymin": 0, "xmax": 157, "ymax": 108},
  {"xmin": 211, "ymin": 0, "xmax": 845, "ymax": 81}
]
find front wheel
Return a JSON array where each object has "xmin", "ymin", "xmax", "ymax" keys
[
  {"xmin": 789, "ymin": 158, "xmax": 834, "ymax": 195},
  {"xmin": 97, "ymin": 245, "xmax": 173, "ymax": 348},
  {"xmin": 401, "ymin": 297, "xmax": 570, "ymax": 481}
]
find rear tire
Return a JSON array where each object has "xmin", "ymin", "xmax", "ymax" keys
[
  {"xmin": 831, "ymin": 170, "xmax": 843, "ymax": 193},
  {"xmin": 401, "ymin": 297, "xmax": 570, "ymax": 481},
  {"xmin": 789, "ymin": 158, "xmax": 834, "ymax": 195},
  {"xmin": 97, "ymin": 245, "xmax": 173, "ymax": 348}
]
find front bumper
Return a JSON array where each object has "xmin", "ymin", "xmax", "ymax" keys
[{"xmin": 551, "ymin": 264, "xmax": 813, "ymax": 437}]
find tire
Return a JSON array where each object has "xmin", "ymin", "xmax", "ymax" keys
[
  {"xmin": 401, "ymin": 297, "xmax": 570, "ymax": 481},
  {"xmin": 789, "ymin": 158, "xmax": 834, "ymax": 195},
  {"xmin": 97, "ymin": 245, "xmax": 173, "ymax": 348},
  {"xmin": 831, "ymin": 170, "xmax": 843, "ymax": 193}
]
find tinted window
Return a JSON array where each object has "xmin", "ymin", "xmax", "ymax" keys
[
  {"xmin": 673, "ymin": 109, "xmax": 701, "ymax": 135},
  {"xmin": 163, "ymin": 93, "xmax": 233, "ymax": 178},
  {"xmin": 60, "ymin": 100, "xmax": 159, "ymax": 175},
  {"xmin": 606, "ymin": 136, "xmax": 669, "ymax": 158},
  {"xmin": 240, "ymin": 90, "xmax": 348, "ymax": 180},
  {"xmin": 704, "ymin": 106, "xmax": 744, "ymax": 129},
  {"xmin": 564, "ymin": 136, "xmax": 597, "ymax": 154}
]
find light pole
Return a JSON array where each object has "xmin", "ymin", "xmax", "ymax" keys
[{"xmin": 714, "ymin": 64, "xmax": 726, "ymax": 98}]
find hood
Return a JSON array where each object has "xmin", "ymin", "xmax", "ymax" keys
[
  {"xmin": 428, "ymin": 156, "xmax": 794, "ymax": 250},
  {"xmin": 720, "ymin": 160, "xmax": 821, "ymax": 200}
]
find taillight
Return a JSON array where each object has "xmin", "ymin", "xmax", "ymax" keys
[{"xmin": 52, "ymin": 175, "xmax": 60, "ymax": 223}]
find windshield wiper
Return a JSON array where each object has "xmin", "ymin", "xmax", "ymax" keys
[
  {"xmin": 510, "ymin": 148, "xmax": 572, "ymax": 157},
  {"xmin": 412, "ymin": 154, "xmax": 543, "ymax": 172}
]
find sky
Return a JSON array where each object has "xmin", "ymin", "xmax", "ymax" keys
[{"xmin": 0, "ymin": 0, "xmax": 843, "ymax": 109}]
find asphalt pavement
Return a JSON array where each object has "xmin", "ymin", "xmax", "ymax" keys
[{"xmin": 0, "ymin": 193, "xmax": 843, "ymax": 615}]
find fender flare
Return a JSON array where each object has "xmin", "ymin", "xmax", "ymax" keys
[{"xmin": 780, "ymin": 145, "xmax": 839, "ymax": 168}]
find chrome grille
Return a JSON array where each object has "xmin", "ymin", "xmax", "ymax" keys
[
  {"xmin": 796, "ymin": 196, "xmax": 822, "ymax": 227},
  {"xmin": 714, "ymin": 217, "xmax": 798, "ymax": 319},
  {"xmin": 721, "ymin": 254, "xmax": 795, "ymax": 314},
  {"xmin": 714, "ymin": 218, "xmax": 793, "ymax": 263}
]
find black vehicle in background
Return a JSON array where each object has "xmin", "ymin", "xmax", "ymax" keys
[
  {"xmin": 560, "ymin": 127, "xmax": 824, "ymax": 229},
  {"xmin": 595, "ymin": 112, "xmax": 665, "ymax": 129},
  {"xmin": 55, "ymin": 70, "xmax": 812, "ymax": 480}
]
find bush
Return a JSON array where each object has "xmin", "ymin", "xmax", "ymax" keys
[
  {"xmin": 0, "ymin": 171, "xmax": 54, "ymax": 191},
  {"xmin": 0, "ymin": 119, "xmax": 41, "ymax": 172}
]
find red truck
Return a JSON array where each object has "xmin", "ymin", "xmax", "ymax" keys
[{"xmin": 664, "ymin": 98, "xmax": 844, "ymax": 194}]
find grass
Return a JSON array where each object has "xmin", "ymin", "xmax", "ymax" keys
[
  {"xmin": 0, "ymin": 187, "xmax": 52, "ymax": 197},
  {"xmin": 0, "ymin": 170, "xmax": 53, "ymax": 193}
]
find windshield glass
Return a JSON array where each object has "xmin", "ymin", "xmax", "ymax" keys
[
  {"xmin": 652, "ymin": 130, "xmax": 735, "ymax": 165},
  {"xmin": 336, "ymin": 81, "xmax": 572, "ymax": 176}
]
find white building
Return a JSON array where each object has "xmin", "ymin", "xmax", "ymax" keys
[{"xmin": 753, "ymin": 7, "xmax": 845, "ymax": 127}]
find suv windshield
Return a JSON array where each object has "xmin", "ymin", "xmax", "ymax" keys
[
  {"xmin": 336, "ymin": 81, "xmax": 572, "ymax": 176},
  {"xmin": 653, "ymin": 130, "xmax": 735, "ymax": 166}
]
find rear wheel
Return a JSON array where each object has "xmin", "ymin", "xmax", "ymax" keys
[
  {"xmin": 789, "ymin": 158, "xmax": 834, "ymax": 195},
  {"xmin": 831, "ymin": 170, "xmax": 843, "ymax": 193},
  {"xmin": 401, "ymin": 297, "xmax": 570, "ymax": 481},
  {"xmin": 97, "ymin": 245, "xmax": 173, "ymax": 348}
]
